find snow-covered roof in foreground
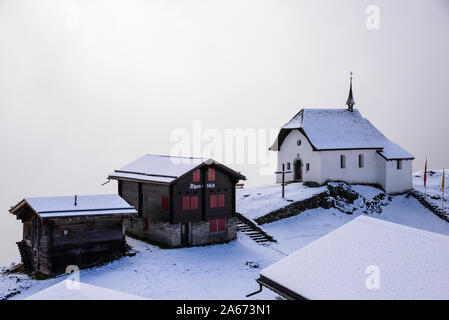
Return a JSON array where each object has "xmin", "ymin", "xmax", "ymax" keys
[
  {"xmin": 26, "ymin": 281, "xmax": 148, "ymax": 300},
  {"xmin": 260, "ymin": 215, "xmax": 449, "ymax": 300},
  {"xmin": 109, "ymin": 154, "xmax": 245, "ymax": 183},
  {"xmin": 273, "ymin": 108, "xmax": 413, "ymax": 160},
  {"xmin": 14, "ymin": 194, "xmax": 137, "ymax": 219}
]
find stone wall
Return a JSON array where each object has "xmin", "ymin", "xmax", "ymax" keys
[
  {"xmin": 254, "ymin": 191, "xmax": 329, "ymax": 225},
  {"xmin": 127, "ymin": 218, "xmax": 237, "ymax": 247},
  {"xmin": 191, "ymin": 218, "xmax": 237, "ymax": 246},
  {"xmin": 126, "ymin": 219, "xmax": 181, "ymax": 248},
  {"xmin": 409, "ymin": 190, "xmax": 449, "ymax": 223}
]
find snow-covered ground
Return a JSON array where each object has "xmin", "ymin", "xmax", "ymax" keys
[
  {"xmin": 1, "ymin": 177, "xmax": 449, "ymax": 300},
  {"xmin": 264, "ymin": 192, "xmax": 449, "ymax": 254},
  {"xmin": 1, "ymin": 236, "xmax": 282, "ymax": 300},
  {"xmin": 236, "ymin": 183, "xmax": 327, "ymax": 220}
]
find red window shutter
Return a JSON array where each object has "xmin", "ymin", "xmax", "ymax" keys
[
  {"xmin": 210, "ymin": 194, "xmax": 217, "ymax": 208},
  {"xmin": 208, "ymin": 168, "xmax": 215, "ymax": 181},
  {"xmin": 192, "ymin": 169, "xmax": 200, "ymax": 182},
  {"xmin": 182, "ymin": 196, "xmax": 190, "ymax": 210},
  {"xmin": 218, "ymin": 194, "xmax": 225, "ymax": 207},
  {"xmin": 217, "ymin": 218, "xmax": 226, "ymax": 231},
  {"xmin": 190, "ymin": 196, "xmax": 198, "ymax": 210},
  {"xmin": 209, "ymin": 219, "xmax": 218, "ymax": 232},
  {"xmin": 146, "ymin": 219, "xmax": 150, "ymax": 231},
  {"xmin": 162, "ymin": 197, "xmax": 168, "ymax": 211}
]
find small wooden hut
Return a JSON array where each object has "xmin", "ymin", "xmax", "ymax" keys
[{"xmin": 9, "ymin": 194, "xmax": 137, "ymax": 275}]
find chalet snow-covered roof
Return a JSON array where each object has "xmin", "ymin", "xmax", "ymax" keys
[
  {"xmin": 108, "ymin": 154, "xmax": 245, "ymax": 184},
  {"xmin": 258, "ymin": 216, "xmax": 449, "ymax": 300},
  {"xmin": 270, "ymin": 108, "xmax": 414, "ymax": 160},
  {"xmin": 10, "ymin": 194, "xmax": 137, "ymax": 219}
]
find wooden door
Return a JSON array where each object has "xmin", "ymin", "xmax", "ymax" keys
[
  {"xmin": 181, "ymin": 222, "xmax": 190, "ymax": 246},
  {"xmin": 294, "ymin": 160, "xmax": 302, "ymax": 181}
]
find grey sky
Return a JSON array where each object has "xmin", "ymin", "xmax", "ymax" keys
[{"xmin": 1, "ymin": 0, "xmax": 448, "ymax": 265}]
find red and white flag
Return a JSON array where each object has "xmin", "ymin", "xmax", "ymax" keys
[{"xmin": 424, "ymin": 158, "xmax": 427, "ymax": 189}]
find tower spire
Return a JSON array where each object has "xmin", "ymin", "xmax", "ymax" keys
[{"xmin": 346, "ymin": 71, "xmax": 355, "ymax": 112}]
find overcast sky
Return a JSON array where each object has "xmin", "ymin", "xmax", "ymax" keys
[{"xmin": 1, "ymin": 0, "xmax": 448, "ymax": 265}]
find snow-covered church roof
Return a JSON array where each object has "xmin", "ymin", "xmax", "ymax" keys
[
  {"xmin": 270, "ymin": 108, "xmax": 414, "ymax": 160},
  {"xmin": 258, "ymin": 216, "xmax": 449, "ymax": 300}
]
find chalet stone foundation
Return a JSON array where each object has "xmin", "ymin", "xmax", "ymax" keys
[
  {"xmin": 126, "ymin": 217, "xmax": 237, "ymax": 248},
  {"xmin": 191, "ymin": 218, "xmax": 237, "ymax": 246}
]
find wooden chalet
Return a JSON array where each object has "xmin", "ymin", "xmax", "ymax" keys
[
  {"xmin": 9, "ymin": 194, "xmax": 137, "ymax": 275},
  {"xmin": 108, "ymin": 154, "xmax": 246, "ymax": 247}
]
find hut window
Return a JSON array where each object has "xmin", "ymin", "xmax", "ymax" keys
[
  {"xmin": 287, "ymin": 162, "xmax": 291, "ymax": 170},
  {"xmin": 190, "ymin": 196, "xmax": 199, "ymax": 210},
  {"xmin": 209, "ymin": 219, "xmax": 226, "ymax": 232},
  {"xmin": 340, "ymin": 155, "xmax": 346, "ymax": 169},
  {"xmin": 359, "ymin": 154, "xmax": 364, "ymax": 168},
  {"xmin": 192, "ymin": 169, "xmax": 201, "ymax": 182},
  {"xmin": 161, "ymin": 197, "xmax": 168, "ymax": 211},
  {"xmin": 217, "ymin": 194, "xmax": 225, "ymax": 207},
  {"xmin": 182, "ymin": 196, "xmax": 190, "ymax": 210},
  {"xmin": 63, "ymin": 229, "xmax": 69, "ymax": 236},
  {"xmin": 306, "ymin": 163, "xmax": 310, "ymax": 171},
  {"xmin": 210, "ymin": 194, "xmax": 217, "ymax": 208},
  {"xmin": 397, "ymin": 160, "xmax": 402, "ymax": 170},
  {"xmin": 208, "ymin": 168, "xmax": 216, "ymax": 181}
]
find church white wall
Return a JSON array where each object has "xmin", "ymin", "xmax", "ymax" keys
[
  {"xmin": 274, "ymin": 130, "xmax": 413, "ymax": 194},
  {"xmin": 276, "ymin": 130, "xmax": 321, "ymax": 183},
  {"xmin": 320, "ymin": 150, "xmax": 385, "ymax": 186},
  {"xmin": 384, "ymin": 159, "xmax": 413, "ymax": 194}
]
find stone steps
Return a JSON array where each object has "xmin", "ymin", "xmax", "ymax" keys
[{"xmin": 235, "ymin": 216, "xmax": 276, "ymax": 244}]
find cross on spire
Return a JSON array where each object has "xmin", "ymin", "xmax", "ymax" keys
[{"xmin": 346, "ymin": 71, "xmax": 355, "ymax": 112}]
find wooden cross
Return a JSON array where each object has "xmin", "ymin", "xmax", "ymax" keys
[{"xmin": 275, "ymin": 164, "xmax": 292, "ymax": 198}]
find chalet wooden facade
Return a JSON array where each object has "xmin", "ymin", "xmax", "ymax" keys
[
  {"xmin": 108, "ymin": 154, "xmax": 246, "ymax": 247},
  {"xmin": 9, "ymin": 194, "xmax": 136, "ymax": 275}
]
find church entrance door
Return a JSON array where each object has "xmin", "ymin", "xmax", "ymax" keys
[{"xmin": 294, "ymin": 159, "xmax": 302, "ymax": 181}]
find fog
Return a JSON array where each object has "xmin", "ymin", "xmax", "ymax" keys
[{"xmin": 1, "ymin": 0, "xmax": 448, "ymax": 265}]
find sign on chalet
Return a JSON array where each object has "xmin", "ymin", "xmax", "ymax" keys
[
  {"xmin": 108, "ymin": 154, "xmax": 246, "ymax": 247},
  {"xmin": 9, "ymin": 194, "xmax": 137, "ymax": 275}
]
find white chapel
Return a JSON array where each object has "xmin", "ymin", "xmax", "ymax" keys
[{"xmin": 269, "ymin": 75, "xmax": 414, "ymax": 194}]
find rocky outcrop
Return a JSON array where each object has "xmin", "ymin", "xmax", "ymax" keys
[
  {"xmin": 323, "ymin": 182, "xmax": 392, "ymax": 215},
  {"xmin": 327, "ymin": 182, "xmax": 359, "ymax": 203}
]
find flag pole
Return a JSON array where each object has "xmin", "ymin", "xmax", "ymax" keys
[
  {"xmin": 424, "ymin": 158, "xmax": 427, "ymax": 197},
  {"xmin": 442, "ymin": 168, "xmax": 445, "ymax": 211}
]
